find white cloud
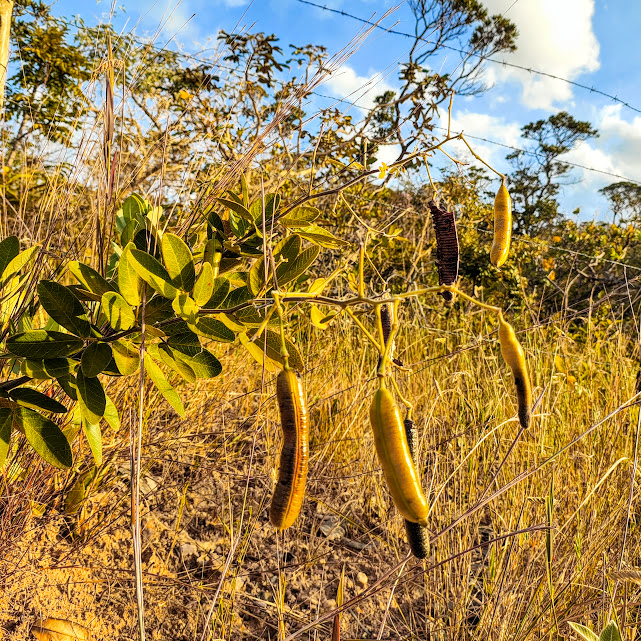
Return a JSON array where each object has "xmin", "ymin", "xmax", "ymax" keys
[
  {"xmin": 323, "ymin": 64, "xmax": 395, "ymax": 115},
  {"xmin": 482, "ymin": 0, "xmax": 600, "ymax": 110},
  {"xmin": 436, "ymin": 109, "xmax": 522, "ymax": 174},
  {"xmin": 563, "ymin": 105, "xmax": 641, "ymax": 189}
]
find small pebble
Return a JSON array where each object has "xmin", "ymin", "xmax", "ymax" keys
[{"xmin": 356, "ymin": 571, "xmax": 368, "ymax": 587}]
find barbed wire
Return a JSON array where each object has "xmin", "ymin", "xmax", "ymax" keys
[
  {"xmin": 295, "ymin": 0, "xmax": 641, "ymax": 116},
  {"xmin": 310, "ymin": 90, "xmax": 641, "ymax": 186}
]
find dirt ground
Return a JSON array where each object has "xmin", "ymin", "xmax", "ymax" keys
[{"xmin": 0, "ymin": 370, "xmax": 457, "ymax": 640}]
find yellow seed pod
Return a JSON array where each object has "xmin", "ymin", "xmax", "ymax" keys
[
  {"xmin": 270, "ymin": 369, "xmax": 309, "ymax": 530},
  {"xmin": 369, "ymin": 387, "xmax": 429, "ymax": 525},
  {"xmin": 490, "ymin": 178, "xmax": 512, "ymax": 268},
  {"xmin": 498, "ymin": 313, "xmax": 532, "ymax": 429}
]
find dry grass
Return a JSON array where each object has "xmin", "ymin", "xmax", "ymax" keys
[{"xmin": 1, "ymin": 299, "xmax": 641, "ymax": 640}]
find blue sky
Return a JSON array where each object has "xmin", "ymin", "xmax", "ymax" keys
[{"xmin": 49, "ymin": 0, "xmax": 641, "ymax": 218}]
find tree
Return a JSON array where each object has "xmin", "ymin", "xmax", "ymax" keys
[
  {"xmin": 506, "ymin": 111, "xmax": 598, "ymax": 236},
  {"xmin": 599, "ymin": 181, "xmax": 641, "ymax": 223},
  {"xmin": 4, "ymin": 0, "xmax": 92, "ymax": 164}
]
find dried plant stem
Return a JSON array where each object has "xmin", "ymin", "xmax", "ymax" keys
[
  {"xmin": 0, "ymin": 0, "xmax": 13, "ymax": 112},
  {"xmin": 132, "ymin": 291, "xmax": 147, "ymax": 640}
]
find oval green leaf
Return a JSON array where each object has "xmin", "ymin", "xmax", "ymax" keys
[
  {"xmin": 161, "ymin": 233, "xmax": 195, "ymax": 291},
  {"xmin": 144, "ymin": 355, "xmax": 185, "ymax": 417},
  {"xmin": 101, "ymin": 291, "xmax": 136, "ymax": 331},
  {"xmin": 128, "ymin": 247, "xmax": 179, "ymax": 299},
  {"xmin": 6, "ymin": 331, "xmax": 83, "ymax": 358},
  {"xmin": 14, "ymin": 407, "xmax": 72, "ymax": 469},
  {"xmin": 81, "ymin": 342, "xmax": 113, "ymax": 378},
  {"xmin": 193, "ymin": 262, "xmax": 214, "ymax": 306},
  {"xmin": 37, "ymin": 280, "xmax": 92, "ymax": 338},
  {"xmin": 76, "ymin": 370, "xmax": 106, "ymax": 425},
  {"xmin": 8, "ymin": 387, "xmax": 68, "ymax": 413}
]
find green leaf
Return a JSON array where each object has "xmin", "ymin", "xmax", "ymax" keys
[
  {"xmin": 6, "ymin": 331, "xmax": 83, "ymax": 358},
  {"xmin": 193, "ymin": 262, "xmax": 214, "ymax": 306},
  {"xmin": 81, "ymin": 342, "xmax": 113, "ymax": 377},
  {"xmin": 76, "ymin": 370, "xmax": 106, "ymax": 425},
  {"xmin": 279, "ymin": 206, "xmax": 320, "ymax": 227},
  {"xmin": 0, "ymin": 244, "xmax": 39, "ymax": 286},
  {"xmin": 599, "ymin": 622, "xmax": 622, "ymax": 641},
  {"xmin": 112, "ymin": 339, "xmax": 139, "ymax": 376},
  {"xmin": 103, "ymin": 392, "xmax": 120, "ymax": 431},
  {"xmin": 102, "ymin": 291, "xmax": 136, "ymax": 331},
  {"xmin": 43, "ymin": 358, "xmax": 76, "ymax": 378},
  {"xmin": 64, "ymin": 476, "xmax": 86, "ymax": 515},
  {"xmin": 14, "ymin": 407, "xmax": 72, "ymax": 469},
  {"xmin": 151, "ymin": 343, "xmax": 196, "ymax": 383},
  {"xmin": 217, "ymin": 196, "xmax": 253, "ymax": 221},
  {"xmin": 118, "ymin": 244, "xmax": 143, "ymax": 307},
  {"xmin": 82, "ymin": 420, "xmax": 102, "ymax": 466},
  {"xmin": 144, "ymin": 355, "xmax": 185, "ymax": 416},
  {"xmin": 241, "ymin": 174, "xmax": 249, "ymax": 207},
  {"xmin": 21, "ymin": 360, "xmax": 49, "ymax": 379},
  {"xmin": 248, "ymin": 329, "xmax": 304, "ymax": 371},
  {"xmin": 8, "ymin": 387, "xmax": 67, "ymax": 413},
  {"xmin": 0, "ymin": 408, "xmax": 12, "ymax": 467},
  {"xmin": 276, "ymin": 245, "xmax": 320, "ymax": 286},
  {"xmin": 161, "ymin": 233, "xmax": 195, "ymax": 291},
  {"xmin": 248, "ymin": 257, "xmax": 266, "ymax": 296},
  {"xmin": 145, "ymin": 296, "xmax": 174, "ymax": 324},
  {"xmin": 250, "ymin": 193, "xmax": 280, "ymax": 222},
  {"xmin": 228, "ymin": 210, "xmax": 251, "ymax": 238},
  {"xmin": 128, "ymin": 247, "xmax": 179, "ymax": 299},
  {"xmin": 239, "ymin": 332, "xmax": 280, "ymax": 373},
  {"xmin": 122, "ymin": 193, "xmax": 150, "ymax": 222},
  {"xmin": 310, "ymin": 304, "xmax": 338, "ymax": 330},
  {"xmin": 57, "ymin": 375, "xmax": 78, "ymax": 401},
  {"xmin": 172, "ymin": 348, "xmax": 221, "ymax": 379},
  {"xmin": 204, "ymin": 277, "xmax": 230, "ymax": 308},
  {"xmin": 295, "ymin": 225, "xmax": 349, "ymax": 249},
  {"xmin": 68, "ymin": 261, "xmax": 115, "ymax": 297},
  {"xmin": 172, "ymin": 293, "xmax": 199, "ymax": 322},
  {"xmin": 221, "ymin": 285, "xmax": 253, "ymax": 310},
  {"xmin": 37, "ymin": 280, "xmax": 92, "ymax": 337},
  {"xmin": 568, "ymin": 624, "xmax": 599, "ymax": 641},
  {"xmin": 0, "ymin": 236, "xmax": 19, "ymax": 280},
  {"xmin": 188, "ymin": 318, "xmax": 235, "ymax": 343},
  {"xmin": 274, "ymin": 234, "xmax": 301, "ymax": 263}
]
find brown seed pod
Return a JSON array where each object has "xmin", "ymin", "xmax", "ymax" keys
[
  {"xmin": 403, "ymin": 417, "xmax": 430, "ymax": 559},
  {"xmin": 498, "ymin": 314, "xmax": 532, "ymax": 429},
  {"xmin": 369, "ymin": 387, "xmax": 429, "ymax": 525},
  {"xmin": 379, "ymin": 302, "xmax": 404, "ymax": 369},
  {"xmin": 270, "ymin": 368, "xmax": 309, "ymax": 530},
  {"xmin": 429, "ymin": 200, "xmax": 459, "ymax": 302}
]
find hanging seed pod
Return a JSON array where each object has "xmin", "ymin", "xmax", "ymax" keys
[
  {"xmin": 369, "ymin": 387, "xmax": 429, "ymax": 525},
  {"xmin": 270, "ymin": 369, "xmax": 309, "ymax": 530},
  {"xmin": 403, "ymin": 416, "xmax": 430, "ymax": 559},
  {"xmin": 498, "ymin": 313, "xmax": 532, "ymax": 429},
  {"xmin": 378, "ymin": 303, "xmax": 403, "ymax": 368},
  {"xmin": 490, "ymin": 179, "xmax": 512, "ymax": 268},
  {"xmin": 429, "ymin": 200, "xmax": 459, "ymax": 302}
]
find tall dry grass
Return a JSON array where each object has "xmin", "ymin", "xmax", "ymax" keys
[{"xmin": 1, "ymin": 8, "xmax": 641, "ymax": 640}]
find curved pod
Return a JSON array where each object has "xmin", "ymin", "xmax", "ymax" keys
[
  {"xmin": 490, "ymin": 179, "xmax": 512, "ymax": 268},
  {"xmin": 270, "ymin": 369, "xmax": 309, "ymax": 530},
  {"xmin": 403, "ymin": 417, "xmax": 430, "ymax": 558},
  {"xmin": 369, "ymin": 388, "xmax": 429, "ymax": 525},
  {"xmin": 498, "ymin": 314, "xmax": 532, "ymax": 429}
]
